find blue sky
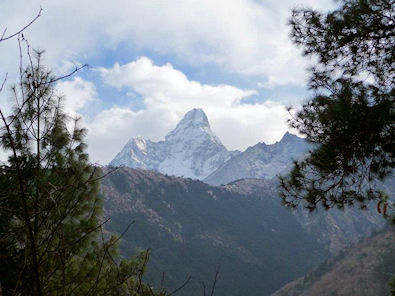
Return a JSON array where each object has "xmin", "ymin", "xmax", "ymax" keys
[{"xmin": 0, "ymin": 0, "xmax": 335, "ymax": 163}]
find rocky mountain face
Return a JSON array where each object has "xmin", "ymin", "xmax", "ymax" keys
[
  {"xmin": 109, "ymin": 109, "xmax": 236, "ymax": 180},
  {"xmin": 110, "ymin": 108, "xmax": 311, "ymax": 185},
  {"xmin": 100, "ymin": 167, "xmax": 385, "ymax": 296},
  {"xmin": 271, "ymin": 227, "xmax": 395, "ymax": 296},
  {"xmin": 204, "ymin": 132, "xmax": 309, "ymax": 185}
]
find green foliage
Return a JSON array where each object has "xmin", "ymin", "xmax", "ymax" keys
[
  {"xmin": 289, "ymin": 0, "xmax": 393, "ymax": 89},
  {"xmin": 280, "ymin": 0, "xmax": 394, "ymax": 217},
  {"xmin": 0, "ymin": 51, "xmax": 162, "ymax": 296}
]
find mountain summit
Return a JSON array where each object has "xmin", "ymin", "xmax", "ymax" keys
[
  {"xmin": 165, "ymin": 108, "xmax": 218, "ymax": 144},
  {"xmin": 110, "ymin": 108, "xmax": 308, "ymax": 183},
  {"xmin": 170, "ymin": 108, "xmax": 210, "ymax": 131},
  {"xmin": 109, "ymin": 109, "xmax": 235, "ymax": 179}
]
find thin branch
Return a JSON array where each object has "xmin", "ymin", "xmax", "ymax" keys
[
  {"xmin": 201, "ymin": 282, "xmax": 206, "ymax": 296},
  {"xmin": 209, "ymin": 267, "xmax": 220, "ymax": 296},
  {"xmin": 0, "ymin": 73, "xmax": 7, "ymax": 92},
  {"xmin": 44, "ymin": 64, "xmax": 88, "ymax": 86},
  {"xmin": 160, "ymin": 272, "xmax": 165, "ymax": 291},
  {"xmin": 167, "ymin": 276, "xmax": 192, "ymax": 296},
  {"xmin": 84, "ymin": 226, "xmax": 110, "ymax": 296},
  {"xmin": 0, "ymin": 7, "xmax": 42, "ymax": 42}
]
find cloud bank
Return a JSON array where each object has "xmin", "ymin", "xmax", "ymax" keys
[
  {"xmin": 61, "ymin": 58, "xmax": 291, "ymax": 163},
  {"xmin": 0, "ymin": 0, "xmax": 334, "ymax": 86},
  {"xmin": 1, "ymin": 0, "xmax": 336, "ymax": 163}
]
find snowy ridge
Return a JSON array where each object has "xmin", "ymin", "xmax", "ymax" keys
[
  {"xmin": 203, "ymin": 132, "xmax": 309, "ymax": 186},
  {"xmin": 109, "ymin": 108, "xmax": 236, "ymax": 180},
  {"xmin": 110, "ymin": 108, "xmax": 309, "ymax": 183}
]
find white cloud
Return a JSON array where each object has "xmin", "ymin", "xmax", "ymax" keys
[
  {"xmin": 1, "ymin": 0, "xmax": 337, "ymax": 164},
  {"xmin": 0, "ymin": 0, "xmax": 336, "ymax": 87},
  {"xmin": 97, "ymin": 57, "xmax": 256, "ymax": 109},
  {"xmin": 83, "ymin": 58, "xmax": 291, "ymax": 164},
  {"xmin": 56, "ymin": 77, "xmax": 97, "ymax": 117}
]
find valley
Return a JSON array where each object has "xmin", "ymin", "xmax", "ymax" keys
[{"xmin": 102, "ymin": 108, "xmax": 392, "ymax": 295}]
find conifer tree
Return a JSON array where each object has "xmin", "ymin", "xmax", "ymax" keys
[
  {"xmin": 0, "ymin": 46, "xmax": 163, "ymax": 295},
  {"xmin": 279, "ymin": 0, "xmax": 394, "ymax": 221}
]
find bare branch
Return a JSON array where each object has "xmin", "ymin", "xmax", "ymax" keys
[
  {"xmin": 0, "ymin": 7, "xmax": 42, "ymax": 42},
  {"xmin": 167, "ymin": 276, "xmax": 192, "ymax": 296},
  {"xmin": 209, "ymin": 267, "xmax": 220, "ymax": 296},
  {"xmin": 0, "ymin": 73, "xmax": 7, "ymax": 93}
]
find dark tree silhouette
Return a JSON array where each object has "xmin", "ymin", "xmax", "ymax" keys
[{"xmin": 279, "ymin": 0, "xmax": 394, "ymax": 220}]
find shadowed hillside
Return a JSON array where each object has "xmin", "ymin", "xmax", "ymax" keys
[
  {"xmin": 100, "ymin": 167, "xmax": 385, "ymax": 296},
  {"xmin": 272, "ymin": 227, "xmax": 395, "ymax": 296}
]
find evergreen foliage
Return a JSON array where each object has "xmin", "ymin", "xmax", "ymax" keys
[
  {"xmin": 0, "ymin": 49, "xmax": 163, "ymax": 295},
  {"xmin": 279, "ymin": 0, "xmax": 394, "ymax": 218}
]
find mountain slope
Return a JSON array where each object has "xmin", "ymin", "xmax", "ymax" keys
[
  {"xmin": 100, "ymin": 167, "xmax": 385, "ymax": 296},
  {"xmin": 204, "ymin": 132, "xmax": 308, "ymax": 185},
  {"xmin": 101, "ymin": 168, "xmax": 328, "ymax": 296},
  {"xmin": 225, "ymin": 178, "xmax": 386, "ymax": 254},
  {"xmin": 271, "ymin": 227, "xmax": 395, "ymax": 296},
  {"xmin": 109, "ymin": 109, "xmax": 235, "ymax": 180}
]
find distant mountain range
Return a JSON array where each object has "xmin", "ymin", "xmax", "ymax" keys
[
  {"xmin": 104, "ymin": 108, "xmax": 391, "ymax": 295},
  {"xmin": 204, "ymin": 132, "xmax": 308, "ymax": 185},
  {"xmin": 110, "ymin": 108, "xmax": 309, "ymax": 184}
]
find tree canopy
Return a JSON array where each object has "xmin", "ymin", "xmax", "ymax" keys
[
  {"xmin": 279, "ymin": 0, "xmax": 394, "ymax": 219},
  {"xmin": 0, "ymin": 35, "xmax": 164, "ymax": 296}
]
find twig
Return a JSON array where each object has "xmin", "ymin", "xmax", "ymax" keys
[
  {"xmin": 201, "ymin": 282, "xmax": 206, "ymax": 296},
  {"xmin": 0, "ymin": 7, "xmax": 42, "ymax": 42},
  {"xmin": 209, "ymin": 267, "xmax": 220, "ymax": 296},
  {"xmin": 167, "ymin": 276, "xmax": 192, "ymax": 296},
  {"xmin": 160, "ymin": 272, "xmax": 165, "ymax": 291},
  {"xmin": 0, "ymin": 73, "xmax": 7, "ymax": 92}
]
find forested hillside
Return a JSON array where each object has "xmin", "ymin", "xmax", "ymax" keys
[{"xmin": 100, "ymin": 167, "xmax": 385, "ymax": 296}]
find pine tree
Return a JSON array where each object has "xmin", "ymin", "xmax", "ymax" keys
[
  {"xmin": 279, "ymin": 0, "xmax": 394, "ymax": 220},
  {"xmin": 0, "ymin": 49, "xmax": 163, "ymax": 296}
]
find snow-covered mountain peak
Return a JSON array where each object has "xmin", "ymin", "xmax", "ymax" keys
[
  {"xmin": 110, "ymin": 108, "xmax": 233, "ymax": 180},
  {"xmin": 279, "ymin": 132, "xmax": 301, "ymax": 144},
  {"xmin": 165, "ymin": 108, "xmax": 211, "ymax": 140},
  {"xmin": 180, "ymin": 108, "xmax": 210, "ymax": 127},
  {"xmin": 110, "ymin": 109, "xmax": 308, "ymax": 183},
  {"xmin": 132, "ymin": 136, "xmax": 147, "ymax": 152}
]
